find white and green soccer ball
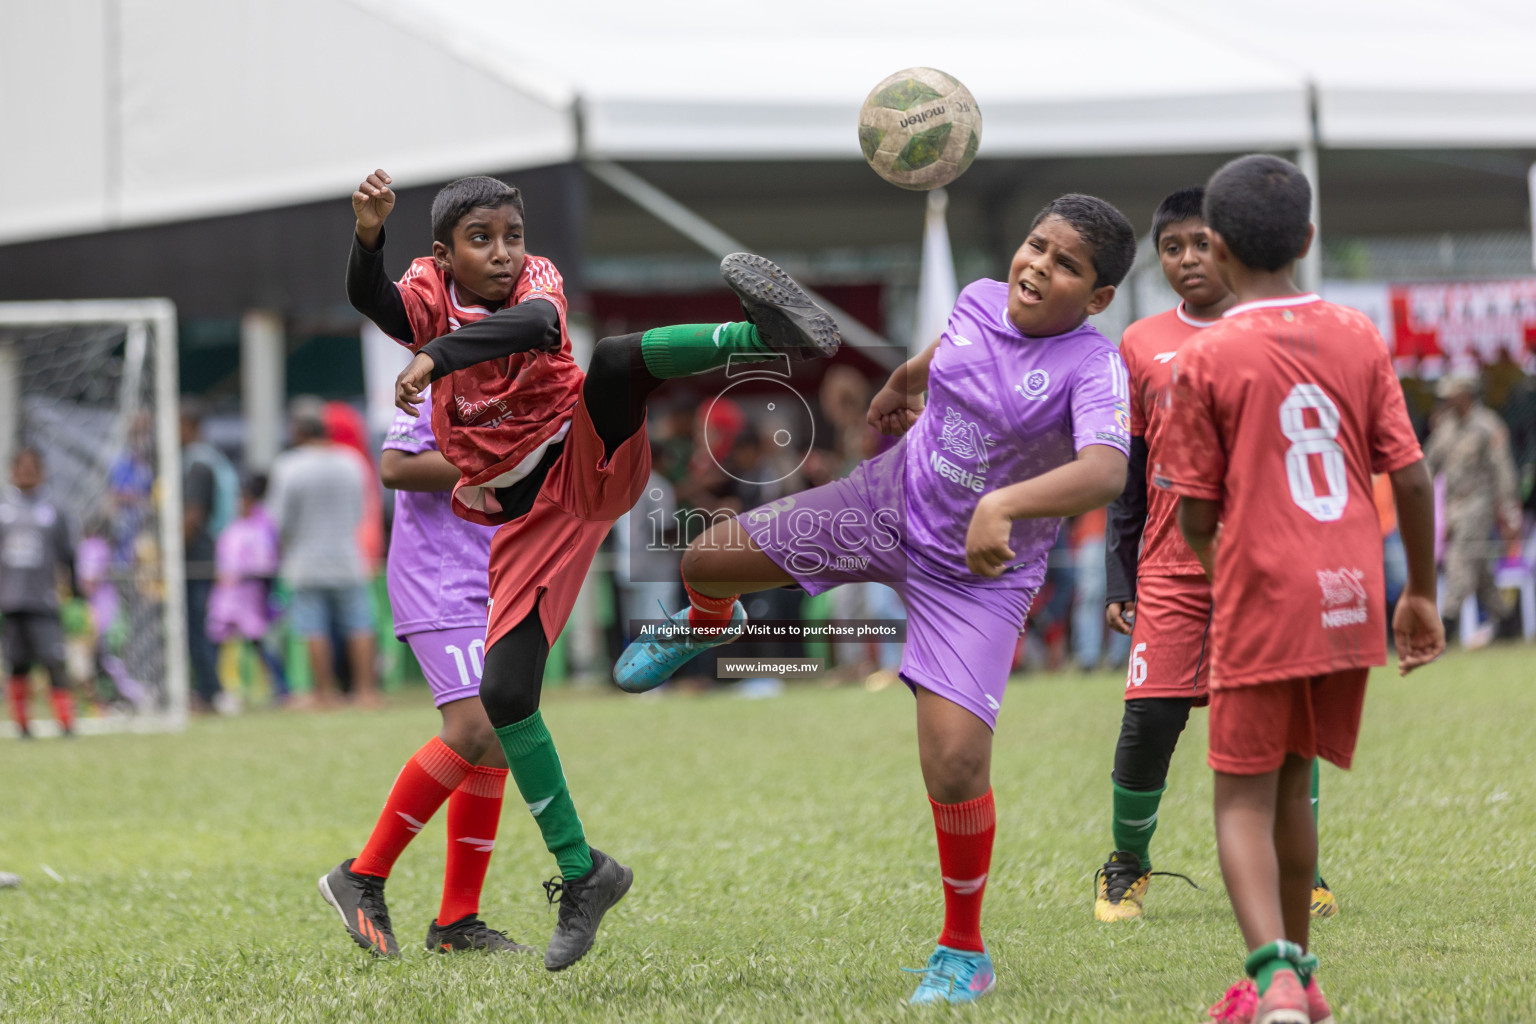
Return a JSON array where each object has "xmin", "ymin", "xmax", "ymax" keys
[{"xmin": 858, "ymin": 67, "xmax": 982, "ymax": 191}]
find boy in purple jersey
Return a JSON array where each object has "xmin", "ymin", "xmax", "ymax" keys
[
  {"xmin": 616, "ymin": 195, "xmax": 1138, "ymax": 1004},
  {"xmin": 319, "ymin": 388, "xmax": 534, "ymax": 958}
]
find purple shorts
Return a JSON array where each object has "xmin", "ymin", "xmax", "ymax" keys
[
  {"xmin": 406, "ymin": 627, "xmax": 487, "ymax": 709},
  {"xmin": 739, "ymin": 473, "xmax": 1035, "ymax": 730}
]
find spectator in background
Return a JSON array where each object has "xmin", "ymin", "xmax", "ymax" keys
[
  {"xmin": 270, "ymin": 397, "xmax": 378, "ymax": 708},
  {"xmin": 322, "ymin": 402, "xmax": 386, "ymax": 573},
  {"xmin": 1425, "ymin": 371, "xmax": 1522, "ymax": 646},
  {"xmin": 206, "ymin": 474, "xmax": 286, "ymax": 709},
  {"xmin": 180, "ymin": 401, "xmax": 237, "ymax": 713},
  {"xmin": 2, "ymin": 448, "xmax": 78, "ymax": 737},
  {"xmin": 1497, "ymin": 366, "xmax": 1536, "ymax": 514},
  {"xmin": 612, "ymin": 471, "xmax": 680, "ymax": 646}
]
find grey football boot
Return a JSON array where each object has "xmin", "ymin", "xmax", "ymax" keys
[{"xmin": 720, "ymin": 253, "xmax": 841, "ymax": 360}]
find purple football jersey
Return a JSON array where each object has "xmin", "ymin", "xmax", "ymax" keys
[
  {"xmin": 902, "ymin": 278, "xmax": 1131, "ymax": 589},
  {"xmin": 383, "ymin": 390, "xmax": 496, "ymax": 638}
]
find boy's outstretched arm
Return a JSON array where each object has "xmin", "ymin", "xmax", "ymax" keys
[
  {"xmin": 867, "ymin": 340, "xmax": 938, "ymax": 436},
  {"xmin": 1388, "ymin": 457, "xmax": 1445, "ymax": 675},
  {"xmin": 346, "ymin": 169, "xmax": 414, "ymax": 342},
  {"xmin": 965, "ymin": 445, "xmax": 1128, "ymax": 577}
]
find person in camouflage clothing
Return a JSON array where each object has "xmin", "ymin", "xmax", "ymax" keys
[{"xmin": 1424, "ymin": 372, "xmax": 1521, "ymax": 642}]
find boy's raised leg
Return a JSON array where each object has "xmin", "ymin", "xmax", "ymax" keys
[
  {"xmin": 635, "ymin": 254, "xmax": 840, "ymax": 380},
  {"xmin": 613, "ymin": 517, "xmax": 791, "ymax": 693}
]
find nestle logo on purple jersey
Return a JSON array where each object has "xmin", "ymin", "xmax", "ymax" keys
[{"xmin": 929, "ymin": 450, "xmax": 985, "ymax": 493}]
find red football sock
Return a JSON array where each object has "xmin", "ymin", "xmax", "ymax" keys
[
  {"xmin": 685, "ymin": 581, "xmax": 738, "ymax": 630},
  {"xmin": 8, "ymin": 677, "xmax": 28, "ymax": 731},
  {"xmin": 931, "ymin": 789, "xmax": 996, "ymax": 953},
  {"xmin": 50, "ymin": 689, "xmax": 75, "ymax": 732},
  {"xmin": 437, "ymin": 764, "xmax": 508, "ymax": 926},
  {"xmin": 353, "ymin": 737, "xmax": 472, "ymax": 878}
]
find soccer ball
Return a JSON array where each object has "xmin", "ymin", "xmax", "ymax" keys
[{"xmin": 858, "ymin": 67, "xmax": 982, "ymax": 191}]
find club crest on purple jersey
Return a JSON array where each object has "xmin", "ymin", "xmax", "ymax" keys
[{"xmin": 1015, "ymin": 367, "xmax": 1051, "ymax": 401}]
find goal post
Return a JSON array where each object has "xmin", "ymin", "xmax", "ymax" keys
[{"xmin": 0, "ymin": 299, "xmax": 187, "ymax": 733}]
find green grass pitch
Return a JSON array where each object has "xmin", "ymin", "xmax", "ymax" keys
[{"xmin": 1, "ymin": 647, "xmax": 1532, "ymax": 1022}]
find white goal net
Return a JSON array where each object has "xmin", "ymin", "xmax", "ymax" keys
[{"xmin": 0, "ymin": 300, "xmax": 187, "ymax": 733}]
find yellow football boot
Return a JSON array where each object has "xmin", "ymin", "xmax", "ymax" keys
[
  {"xmin": 1094, "ymin": 851, "xmax": 1151, "ymax": 922},
  {"xmin": 1310, "ymin": 876, "xmax": 1339, "ymax": 919}
]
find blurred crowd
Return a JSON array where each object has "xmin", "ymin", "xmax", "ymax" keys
[{"xmin": 6, "ymin": 356, "xmax": 1533, "ymax": 730}]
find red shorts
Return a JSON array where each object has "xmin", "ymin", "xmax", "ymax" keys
[
  {"xmin": 1124, "ymin": 574, "xmax": 1212, "ymax": 704},
  {"xmin": 1206, "ymin": 669, "xmax": 1370, "ymax": 775},
  {"xmin": 486, "ymin": 401, "xmax": 651, "ymax": 650}
]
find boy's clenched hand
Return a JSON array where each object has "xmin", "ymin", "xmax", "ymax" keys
[{"xmin": 353, "ymin": 169, "xmax": 395, "ymax": 249}]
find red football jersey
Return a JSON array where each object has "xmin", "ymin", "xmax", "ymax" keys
[
  {"xmin": 1121, "ymin": 303, "xmax": 1218, "ymax": 577},
  {"xmin": 1156, "ymin": 294, "xmax": 1422, "ymax": 689},
  {"xmin": 395, "ymin": 255, "xmax": 584, "ymax": 526}
]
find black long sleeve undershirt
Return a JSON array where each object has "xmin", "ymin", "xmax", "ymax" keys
[
  {"xmin": 1104, "ymin": 434, "xmax": 1149, "ymax": 606},
  {"xmin": 346, "ymin": 229, "xmax": 414, "ymax": 342},
  {"xmin": 418, "ymin": 299, "xmax": 561, "ymax": 381},
  {"xmin": 345, "ymin": 229, "xmax": 562, "ymax": 378}
]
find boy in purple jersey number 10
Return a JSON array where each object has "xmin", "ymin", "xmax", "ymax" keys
[
  {"xmin": 319, "ymin": 390, "xmax": 534, "ymax": 958},
  {"xmin": 616, "ymin": 195, "xmax": 1138, "ymax": 1004}
]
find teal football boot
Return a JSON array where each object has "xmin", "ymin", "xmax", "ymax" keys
[
  {"xmin": 613, "ymin": 601, "xmax": 746, "ymax": 693},
  {"xmin": 905, "ymin": 945, "xmax": 996, "ymax": 1005}
]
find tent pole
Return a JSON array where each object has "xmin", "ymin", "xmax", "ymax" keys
[
  {"xmin": 583, "ymin": 159, "xmax": 902, "ymax": 368},
  {"xmin": 1296, "ymin": 86, "xmax": 1322, "ymax": 293}
]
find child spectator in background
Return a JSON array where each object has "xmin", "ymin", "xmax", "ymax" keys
[
  {"xmin": 207, "ymin": 474, "xmax": 286, "ymax": 710},
  {"xmin": 323, "ymin": 402, "xmax": 386, "ymax": 574},
  {"xmin": 75, "ymin": 516, "xmax": 149, "ymax": 711},
  {"xmin": 2, "ymin": 448, "xmax": 79, "ymax": 737}
]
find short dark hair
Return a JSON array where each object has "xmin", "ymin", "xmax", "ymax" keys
[
  {"xmin": 1028, "ymin": 194, "xmax": 1137, "ymax": 288},
  {"xmin": 242, "ymin": 472, "xmax": 268, "ymax": 502},
  {"xmin": 431, "ymin": 176, "xmax": 524, "ymax": 246},
  {"xmin": 1203, "ymin": 155, "xmax": 1311, "ymax": 272},
  {"xmin": 1151, "ymin": 187, "xmax": 1206, "ymax": 246},
  {"xmin": 288, "ymin": 395, "xmax": 327, "ymax": 442}
]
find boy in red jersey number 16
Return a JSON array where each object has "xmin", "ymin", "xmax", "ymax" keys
[{"xmin": 1156, "ymin": 155, "xmax": 1443, "ymax": 1024}]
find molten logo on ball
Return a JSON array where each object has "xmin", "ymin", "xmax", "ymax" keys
[{"xmin": 858, "ymin": 67, "xmax": 982, "ymax": 191}]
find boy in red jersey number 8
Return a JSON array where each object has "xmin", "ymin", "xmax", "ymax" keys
[{"xmin": 1157, "ymin": 155, "xmax": 1443, "ymax": 1024}]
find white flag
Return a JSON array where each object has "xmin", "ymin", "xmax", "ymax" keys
[{"xmin": 913, "ymin": 189, "xmax": 958, "ymax": 352}]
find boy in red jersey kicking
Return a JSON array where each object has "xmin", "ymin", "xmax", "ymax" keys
[
  {"xmin": 1157, "ymin": 155, "xmax": 1443, "ymax": 1024},
  {"xmin": 335, "ymin": 170, "xmax": 838, "ymax": 970},
  {"xmin": 1097, "ymin": 187, "xmax": 1337, "ymax": 923}
]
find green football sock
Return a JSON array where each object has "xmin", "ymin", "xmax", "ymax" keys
[
  {"xmin": 1111, "ymin": 782, "xmax": 1165, "ymax": 869},
  {"xmin": 495, "ymin": 711, "xmax": 592, "ymax": 880},
  {"xmin": 1311, "ymin": 757, "xmax": 1322, "ymax": 886},
  {"xmin": 639, "ymin": 322, "xmax": 773, "ymax": 379},
  {"xmin": 1245, "ymin": 940, "xmax": 1313, "ymax": 995}
]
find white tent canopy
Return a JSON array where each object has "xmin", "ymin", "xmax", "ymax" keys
[{"xmin": 5, "ymin": 0, "xmax": 1536, "ymax": 246}]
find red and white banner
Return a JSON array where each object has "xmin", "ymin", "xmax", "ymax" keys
[{"xmin": 1390, "ymin": 278, "xmax": 1536, "ymax": 375}]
